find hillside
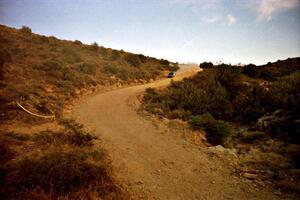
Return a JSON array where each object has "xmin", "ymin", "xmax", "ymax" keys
[
  {"xmin": 142, "ymin": 58, "xmax": 300, "ymax": 196},
  {"xmin": 243, "ymin": 57, "xmax": 300, "ymax": 81},
  {"xmin": 0, "ymin": 24, "xmax": 177, "ymax": 122},
  {"xmin": 0, "ymin": 24, "xmax": 178, "ymax": 200},
  {"xmin": 1, "ymin": 23, "xmax": 299, "ymax": 199}
]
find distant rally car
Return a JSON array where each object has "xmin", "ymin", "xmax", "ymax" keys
[{"xmin": 167, "ymin": 71, "xmax": 176, "ymax": 78}]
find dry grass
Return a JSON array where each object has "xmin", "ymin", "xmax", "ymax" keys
[
  {"xmin": 0, "ymin": 24, "xmax": 174, "ymax": 199},
  {"xmin": 0, "ymin": 24, "xmax": 171, "ymax": 123},
  {"xmin": 0, "ymin": 120, "xmax": 129, "ymax": 200}
]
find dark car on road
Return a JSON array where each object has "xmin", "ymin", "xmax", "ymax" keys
[{"xmin": 167, "ymin": 71, "xmax": 176, "ymax": 78}]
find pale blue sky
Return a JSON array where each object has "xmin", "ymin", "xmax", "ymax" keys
[{"xmin": 0, "ymin": 0, "xmax": 299, "ymax": 64}]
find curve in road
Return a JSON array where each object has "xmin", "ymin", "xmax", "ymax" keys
[{"xmin": 69, "ymin": 67, "xmax": 279, "ymax": 200}]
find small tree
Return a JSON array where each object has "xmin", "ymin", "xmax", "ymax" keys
[
  {"xmin": 110, "ymin": 50, "xmax": 120, "ymax": 60},
  {"xmin": 125, "ymin": 54, "xmax": 141, "ymax": 67},
  {"xmin": 189, "ymin": 113, "xmax": 231, "ymax": 145},
  {"xmin": 90, "ymin": 42, "xmax": 99, "ymax": 51},
  {"xmin": 74, "ymin": 40, "xmax": 82, "ymax": 45},
  {"xmin": 200, "ymin": 62, "xmax": 213, "ymax": 69},
  {"xmin": 103, "ymin": 64, "xmax": 119, "ymax": 74},
  {"xmin": 160, "ymin": 59, "xmax": 169, "ymax": 65},
  {"xmin": 242, "ymin": 64, "xmax": 258, "ymax": 77},
  {"xmin": 20, "ymin": 26, "xmax": 32, "ymax": 34}
]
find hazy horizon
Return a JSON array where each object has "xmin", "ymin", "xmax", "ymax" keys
[{"xmin": 0, "ymin": 0, "xmax": 300, "ymax": 65}]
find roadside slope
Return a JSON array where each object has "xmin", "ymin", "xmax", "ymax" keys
[{"xmin": 69, "ymin": 67, "xmax": 281, "ymax": 199}]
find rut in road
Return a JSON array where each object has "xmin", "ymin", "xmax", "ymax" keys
[{"xmin": 69, "ymin": 67, "xmax": 280, "ymax": 200}]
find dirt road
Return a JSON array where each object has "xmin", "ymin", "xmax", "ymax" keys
[{"xmin": 70, "ymin": 66, "xmax": 281, "ymax": 199}]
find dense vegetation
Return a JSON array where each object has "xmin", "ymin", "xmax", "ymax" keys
[
  {"xmin": 143, "ymin": 58, "xmax": 300, "ymax": 145},
  {"xmin": 0, "ymin": 25, "xmax": 175, "ymax": 122},
  {"xmin": 143, "ymin": 59, "xmax": 300, "ymax": 195}
]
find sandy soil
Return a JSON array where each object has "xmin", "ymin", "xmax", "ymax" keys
[{"xmin": 69, "ymin": 66, "xmax": 283, "ymax": 199}]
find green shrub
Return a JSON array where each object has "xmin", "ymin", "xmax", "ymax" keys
[
  {"xmin": 274, "ymin": 72, "xmax": 300, "ymax": 112},
  {"xmin": 110, "ymin": 50, "xmax": 120, "ymax": 60},
  {"xmin": 207, "ymin": 120, "xmax": 231, "ymax": 145},
  {"xmin": 117, "ymin": 68, "xmax": 130, "ymax": 80},
  {"xmin": 40, "ymin": 60, "xmax": 62, "ymax": 71},
  {"xmin": 242, "ymin": 58, "xmax": 300, "ymax": 80},
  {"xmin": 39, "ymin": 36, "xmax": 50, "ymax": 45},
  {"xmin": 199, "ymin": 62, "xmax": 213, "ymax": 69},
  {"xmin": 189, "ymin": 113, "xmax": 215, "ymax": 130},
  {"xmin": 189, "ymin": 113, "xmax": 231, "ymax": 145},
  {"xmin": 143, "ymin": 88, "xmax": 162, "ymax": 103},
  {"xmin": 242, "ymin": 64, "xmax": 259, "ymax": 78},
  {"xmin": 145, "ymin": 105, "xmax": 164, "ymax": 115},
  {"xmin": 3, "ymin": 150, "xmax": 110, "ymax": 195},
  {"xmin": 98, "ymin": 46, "xmax": 108, "ymax": 57},
  {"xmin": 90, "ymin": 42, "xmax": 99, "ymax": 51},
  {"xmin": 62, "ymin": 48, "xmax": 81, "ymax": 64},
  {"xmin": 169, "ymin": 77, "xmax": 229, "ymax": 116},
  {"xmin": 60, "ymin": 80, "xmax": 75, "ymax": 94},
  {"xmin": 199, "ymin": 74, "xmax": 230, "ymax": 116},
  {"xmin": 103, "ymin": 63, "xmax": 119, "ymax": 74},
  {"xmin": 211, "ymin": 64, "xmax": 243, "ymax": 98},
  {"xmin": 59, "ymin": 119, "xmax": 96, "ymax": 146},
  {"xmin": 61, "ymin": 69, "xmax": 76, "ymax": 81},
  {"xmin": 167, "ymin": 81, "xmax": 203, "ymax": 113},
  {"xmin": 68, "ymin": 131, "xmax": 94, "ymax": 146},
  {"xmin": 143, "ymin": 74, "xmax": 230, "ymax": 119},
  {"xmin": 232, "ymin": 85, "xmax": 276, "ymax": 122},
  {"xmin": 167, "ymin": 109, "xmax": 185, "ymax": 119},
  {"xmin": 33, "ymin": 131, "xmax": 64, "ymax": 146},
  {"xmin": 125, "ymin": 54, "xmax": 141, "ymax": 67},
  {"xmin": 84, "ymin": 75, "xmax": 98, "ymax": 86},
  {"xmin": 260, "ymin": 70, "xmax": 275, "ymax": 81},
  {"xmin": 19, "ymin": 26, "xmax": 32, "ymax": 35},
  {"xmin": 241, "ymin": 131, "xmax": 265, "ymax": 143},
  {"xmin": 137, "ymin": 54, "xmax": 147, "ymax": 63},
  {"xmin": 74, "ymin": 40, "xmax": 82, "ymax": 45},
  {"xmin": 159, "ymin": 59, "xmax": 169, "ymax": 65},
  {"xmin": 34, "ymin": 129, "xmax": 93, "ymax": 147},
  {"xmin": 77, "ymin": 63, "xmax": 97, "ymax": 75}
]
